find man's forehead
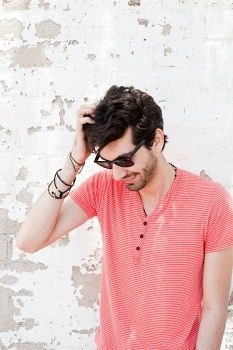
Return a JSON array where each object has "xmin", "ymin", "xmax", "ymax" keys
[
  {"xmin": 99, "ymin": 139, "xmax": 134, "ymax": 160},
  {"xmin": 98, "ymin": 127, "xmax": 134, "ymax": 159}
]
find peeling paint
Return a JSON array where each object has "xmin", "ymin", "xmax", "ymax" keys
[
  {"xmin": 7, "ymin": 259, "xmax": 47, "ymax": 273},
  {"xmin": 0, "ymin": 340, "xmax": 7, "ymax": 350},
  {"xmin": 63, "ymin": 4, "xmax": 70, "ymax": 11},
  {"xmin": 137, "ymin": 18, "xmax": 149, "ymax": 27},
  {"xmin": 16, "ymin": 167, "xmax": 29, "ymax": 181},
  {"xmin": 38, "ymin": 0, "xmax": 50, "ymax": 10},
  {"xmin": 51, "ymin": 234, "xmax": 69, "ymax": 247},
  {"xmin": 82, "ymin": 248, "xmax": 102, "ymax": 272},
  {"xmin": 40, "ymin": 109, "xmax": 50, "ymax": 117},
  {"xmin": 52, "ymin": 95, "xmax": 65, "ymax": 125},
  {"xmin": 8, "ymin": 342, "xmax": 55, "ymax": 350},
  {"xmin": 47, "ymin": 125, "xmax": 55, "ymax": 130},
  {"xmin": 64, "ymin": 98, "xmax": 75, "ymax": 108},
  {"xmin": 5, "ymin": 129, "xmax": 12, "ymax": 135},
  {"xmin": 229, "ymin": 290, "xmax": 233, "ymax": 306},
  {"xmin": 16, "ymin": 188, "xmax": 33, "ymax": 206},
  {"xmin": 0, "ymin": 193, "xmax": 8, "ymax": 204},
  {"xmin": 0, "ymin": 19, "xmax": 24, "ymax": 40},
  {"xmin": 200, "ymin": 170, "xmax": 212, "ymax": 181},
  {"xmin": 110, "ymin": 53, "xmax": 120, "ymax": 58},
  {"xmin": 65, "ymin": 124, "xmax": 75, "ymax": 132},
  {"xmin": 2, "ymin": 0, "xmax": 31, "ymax": 11},
  {"xmin": 71, "ymin": 327, "xmax": 97, "ymax": 336},
  {"xmin": 68, "ymin": 40, "xmax": 79, "ymax": 45},
  {"xmin": 0, "ymin": 285, "xmax": 36, "ymax": 332},
  {"xmin": 160, "ymin": 23, "xmax": 172, "ymax": 36},
  {"xmin": 1, "ymin": 80, "xmax": 11, "ymax": 92},
  {"xmin": 35, "ymin": 19, "xmax": 61, "ymax": 39},
  {"xmin": 0, "ymin": 274, "xmax": 18, "ymax": 285},
  {"xmin": 0, "ymin": 208, "xmax": 20, "ymax": 235},
  {"xmin": 87, "ymin": 53, "xmax": 96, "ymax": 61},
  {"xmin": 27, "ymin": 126, "xmax": 42, "ymax": 135},
  {"xmin": 128, "ymin": 0, "xmax": 140, "ymax": 5},
  {"xmin": 72, "ymin": 266, "xmax": 100, "ymax": 308},
  {"xmin": 8, "ymin": 43, "xmax": 52, "ymax": 68},
  {"xmin": 164, "ymin": 47, "xmax": 172, "ymax": 56}
]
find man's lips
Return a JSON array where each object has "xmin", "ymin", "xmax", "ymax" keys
[{"xmin": 123, "ymin": 174, "xmax": 137, "ymax": 183}]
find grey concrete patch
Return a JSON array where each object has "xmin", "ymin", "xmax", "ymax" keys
[
  {"xmin": 35, "ymin": 19, "xmax": 61, "ymax": 39},
  {"xmin": 27, "ymin": 126, "xmax": 42, "ymax": 135},
  {"xmin": 0, "ymin": 274, "xmax": 18, "ymax": 285},
  {"xmin": 8, "ymin": 342, "xmax": 55, "ymax": 350},
  {"xmin": 0, "ymin": 19, "xmax": 24, "ymax": 39},
  {"xmin": 137, "ymin": 18, "xmax": 149, "ymax": 27},
  {"xmin": 52, "ymin": 96, "xmax": 65, "ymax": 125},
  {"xmin": 8, "ymin": 43, "xmax": 52, "ymax": 68},
  {"xmin": 71, "ymin": 266, "xmax": 100, "ymax": 308},
  {"xmin": 0, "ymin": 209, "xmax": 20, "ymax": 235},
  {"xmin": 2, "ymin": 0, "xmax": 31, "ymax": 11},
  {"xmin": 16, "ymin": 188, "xmax": 33, "ymax": 207},
  {"xmin": 200, "ymin": 170, "xmax": 212, "ymax": 181},
  {"xmin": 128, "ymin": 0, "xmax": 140, "ymax": 5},
  {"xmin": 160, "ymin": 23, "xmax": 172, "ymax": 36},
  {"xmin": 0, "ymin": 285, "xmax": 36, "ymax": 332},
  {"xmin": 16, "ymin": 167, "xmax": 29, "ymax": 181}
]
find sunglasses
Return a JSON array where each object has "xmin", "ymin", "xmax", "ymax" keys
[{"xmin": 94, "ymin": 139, "xmax": 146, "ymax": 169}]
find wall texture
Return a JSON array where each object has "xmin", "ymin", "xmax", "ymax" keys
[{"xmin": 0, "ymin": 0, "xmax": 233, "ymax": 349}]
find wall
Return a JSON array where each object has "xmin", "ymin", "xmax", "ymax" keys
[{"xmin": 0, "ymin": 0, "xmax": 233, "ymax": 349}]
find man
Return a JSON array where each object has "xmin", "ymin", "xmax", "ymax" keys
[{"xmin": 16, "ymin": 85, "xmax": 233, "ymax": 350}]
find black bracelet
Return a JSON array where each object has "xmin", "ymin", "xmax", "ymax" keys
[
  {"xmin": 48, "ymin": 180, "xmax": 71, "ymax": 199},
  {"xmin": 48, "ymin": 170, "xmax": 76, "ymax": 199},
  {"xmin": 55, "ymin": 169, "xmax": 75, "ymax": 187},
  {"xmin": 68, "ymin": 152, "xmax": 85, "ymax": 173},
  {"xmin": 69, "ymin": 152, "xmax": 85, "ymax": 166}
]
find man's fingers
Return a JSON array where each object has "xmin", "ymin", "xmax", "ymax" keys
[{"xmin": 78, "ymin": 116, "xmax": 95, "ymax": 125}]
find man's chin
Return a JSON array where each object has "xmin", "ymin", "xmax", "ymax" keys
[{"xmin": 125, "ymin": 181, "xmax": 145, "ymax": 191}]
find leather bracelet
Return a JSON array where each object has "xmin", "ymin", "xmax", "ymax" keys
[
  {"xmin": 48, "ymin": 170, "xmax": 76, "ymax": 199},
  {"xmin": 69, "ymin": 152, "xmax": 85, "ymax": 173}
]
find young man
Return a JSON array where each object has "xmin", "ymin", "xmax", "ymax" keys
[{"xmin": 16, "ymin": 85, "xmax": 233, "ymax": 350}]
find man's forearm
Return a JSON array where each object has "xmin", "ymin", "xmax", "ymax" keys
[{"xmin": 195, "ymin": 308, "xmax": 228, "ymax": 350}]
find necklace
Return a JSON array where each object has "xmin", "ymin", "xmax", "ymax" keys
[{"xmin": 168, "ymin": 162, "xmax": 177, "ymax": 178}]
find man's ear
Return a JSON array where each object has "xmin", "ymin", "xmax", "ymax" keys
[{"xmin": 154, "ymin": 128, "xmax": 165, "ymax": 152}]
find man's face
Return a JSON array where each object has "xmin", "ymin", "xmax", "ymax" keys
[{"xmin": 99, "ymin": 128, "xmax": 158, "ymax": 191}]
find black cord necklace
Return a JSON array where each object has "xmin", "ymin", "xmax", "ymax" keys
[{"xmin": 168, "ymin": 162, "xmax": 177, "ymax": 178}]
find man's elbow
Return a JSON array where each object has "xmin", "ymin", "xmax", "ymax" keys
[{"xmin": 15, "ymin": 238, "xmax": 38, "ymax": 254}]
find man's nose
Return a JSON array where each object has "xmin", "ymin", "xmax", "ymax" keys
[{"xmin": 112, "ymin": 163, "xmax": 127, "ymax": 181}]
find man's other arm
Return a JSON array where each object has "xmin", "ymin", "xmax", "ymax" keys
[{"xmin": 195, "ymin": 245, "xmax": 233, "ymax": 350}]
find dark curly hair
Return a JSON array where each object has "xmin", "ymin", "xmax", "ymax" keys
[{"xmin": 83, "ymin": 85, "xmax": 168, "ymax": 153}]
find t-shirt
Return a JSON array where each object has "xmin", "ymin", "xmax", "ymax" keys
[{"xmin": 69, "ymin": 166, "xmax": 233, "ymax": 350}]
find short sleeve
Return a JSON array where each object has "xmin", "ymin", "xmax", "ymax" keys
[
  {"xmin": 204, "ymin": 183, "xmax": 233, "ymax": 253},
  {"xmin": 69, "ymin": 170, "xmax": 109, "ymax": 219}
]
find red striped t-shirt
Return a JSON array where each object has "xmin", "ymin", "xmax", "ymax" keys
[{"xmin": 69, "ymin": 166, "xmax": 233, "ymax": 350}]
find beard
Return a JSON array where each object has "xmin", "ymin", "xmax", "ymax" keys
[{"xmin": 124, "ymin": 152, "xmax": 158, "ymax": 191}]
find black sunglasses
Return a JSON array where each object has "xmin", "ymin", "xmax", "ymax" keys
[{"xmin": 94, "ymin": 139, "xmax": 146, "ymax": 169}]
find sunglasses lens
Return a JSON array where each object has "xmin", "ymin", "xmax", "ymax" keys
[
  {"xmin": 96, "ymin": 161, "xmax": 112, "ymax": 169},
  {"xmin": 115, "ymin": 159, "xmax": 134, "ymax": 167}
]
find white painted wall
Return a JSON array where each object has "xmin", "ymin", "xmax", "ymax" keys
[{"xmin": 0, "ymin": 0, "xmax": 233, "ymax": 349}]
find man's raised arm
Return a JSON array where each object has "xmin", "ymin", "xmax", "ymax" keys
[{"xmin": 15, "ymin": 103, "xmax": 97, "ymax": 253}]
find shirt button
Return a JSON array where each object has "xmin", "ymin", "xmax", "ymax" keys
[
  {"xmin": 143, "ymin": 221, "xmax": 147, "ymax": 226},
  {"xmin": 136, "ymin": 246, "xmax": 140, "ymax": 251},
  {"xmin": 140, "ymin": 234, "xmax": 144, "ymax": 238}
]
